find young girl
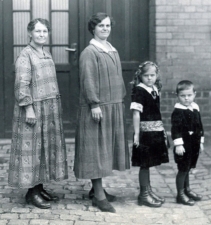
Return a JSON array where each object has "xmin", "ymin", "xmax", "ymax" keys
[
  {"xmin": 171, "ymin": 80, "xmax": 204, "ymax": 206},
  {"xmin": 130, "ymin": 61, "xmax": 169, "ymax": 207}
]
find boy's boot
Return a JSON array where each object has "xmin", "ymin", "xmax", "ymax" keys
[
  {"xmin": 176, "ymin": 171, "xmax": 194, "ymax": 206},
  {"xmin": 148, "ymin": 185, "xmax": 165, "ymax": 204},
  {"xmin": 176, "ymin": 188, "xmax": 195, "ymax": 206},
  {"xmin": 184, "ymin": 173, "xmax": 202, "ymax": 201},
  {"xmin": 138, "ymin": 186, "xmax": 162, "ymax": 207}
]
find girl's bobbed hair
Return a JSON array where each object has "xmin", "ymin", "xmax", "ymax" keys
[
  {"xmin": 27, "ymin": 18, "xmax": 51, "ymax": 32},
  {"xmin": 88, "ymin": 12, "xmax": 115, "ymax": 35},
  {"xmin": 130, "ymin": 61, "xmax": 162, "ymax": 92}
]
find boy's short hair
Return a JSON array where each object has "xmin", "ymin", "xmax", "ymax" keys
[{"xmin": 176, "ymin": 80, "xmax": 195, "ymax": 94}]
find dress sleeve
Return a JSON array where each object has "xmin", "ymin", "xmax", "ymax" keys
[
  {"xmin": 130, "ymin": 87, "xmax": 144, "ymax": 112},
  {"xmin": 171, "ymin": 110, "xmax": 184, "ymax": 145},
  {"xmin": 198, "ymin": 110, "xmax": 204, "ymax": 143},
  {"xmin": 14, "ymin": 52, "xmax": 33, "ymax": 107},
  {"xmin": 79, "ymin": 48, "xmax": 100, "ymax": 108}
]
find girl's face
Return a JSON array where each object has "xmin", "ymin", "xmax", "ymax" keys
[
  {"xmin": 141, "ymin": 66, "xmax": 157, "ymax": 87},
  {"xmin": 29, "ymin": 22, "xmax": 49, "ymax": 47},
  {"xmin": 94, "ymin": 17, "xmax": 111, "ymax": 41}
]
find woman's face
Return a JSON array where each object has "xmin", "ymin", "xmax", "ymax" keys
[
  {"xmin": 93, "ymin": 17, "xmax": 111, "ymax": 41},
  {"xmin": 29, "ymin": 22, "xmax": 49, "ymax": 46}
]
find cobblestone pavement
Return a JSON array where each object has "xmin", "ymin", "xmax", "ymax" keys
[{"xmin": 0, "ymin": 139, "xmax": 211, "ymax": 225}]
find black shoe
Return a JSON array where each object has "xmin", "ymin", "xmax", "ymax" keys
[
  {"xmin": 36, "ymin": 184, "xmax": 59, "ymax": 201},
  {"xmin": 92, "ymin": 197, "xmax": 116, "ymax": 213},
  {"xmin": 138, "ymin": 186, "xmax": 162, "ymax": 208},
  {"xmin": 148, "ymin": 186, "xmax": 165, "ymax": 204},
  {"xmin": 185, "ymin": 188, "xmax": 202, "ymax": 201},
  {"xmin": 25, "ymin": 188, "xmax": 51, "ymax": 209},
  {"xmin": 89, "ymin": 187, "xmax": 116, "ymax": 202},
  {"xmin": 176, "ymin": 189, "xmax": 195, "ymax": 206}
]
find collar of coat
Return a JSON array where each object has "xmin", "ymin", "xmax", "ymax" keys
[
  {"xmin": 90, "ymin": 38, "xmax": 117, "ymax": 53},
  {"xmin": 137, "ymin": 82, "xmax": 159, "ymax": 95},
  {"xmin": 174, "ymin": 102, "xmax": 199, "ymax": 111}
]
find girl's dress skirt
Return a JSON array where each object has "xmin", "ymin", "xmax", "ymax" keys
[{"xmin": 132, "ymin": 130, "xmax": 169, "ymax": 168}]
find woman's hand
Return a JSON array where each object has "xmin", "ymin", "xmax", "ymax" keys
[
  {"xmin": 91, "ymin": 107, "xmax": 103, "ymax": 123},
  {"xmin": 175, "ymin": 145, "xmax": 185, "ymax": 155},
  {"xmin": 200, "ymin": 143, "xmax": 204, "ymax": 153},
  {"xmin": 25, "ymin": 105, "xmax": 37, "ymax": 126},
  {"xmin": 133, "ymin": 133, "xmax": 139, "ymax": 147}
]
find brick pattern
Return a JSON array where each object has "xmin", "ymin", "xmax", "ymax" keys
[
  {"xmin": 151, "ymin": 0, "xmax": 211, "ymax": 133},
  {"xmin": 0, "ymin": 141, "xmax": 211, "ymax": 224},
  {"xmin": 154, "ymin": 0, "xmax": 211, "ymax": 91}
]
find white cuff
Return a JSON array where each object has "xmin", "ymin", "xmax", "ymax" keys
[
  {"xmin": 130, "ymin": 102, "xmax": 143, "ymax": 112},
  {"xmin": 173, "ymin": 138, "xmax": 184, "ymax": 146},
  {"xmin": 201, "ymin": 136, "xmax": 204, "ymax": 144}
]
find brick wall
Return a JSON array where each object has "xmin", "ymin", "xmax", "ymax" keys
[{"xmin": 152, "ymin": 0, "xmax": 211, "ymax": 135}]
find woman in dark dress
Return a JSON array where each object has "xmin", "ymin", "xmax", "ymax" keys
[{"xmin": 74, "ymin": 12, "xmax": 130, "ymax": 213}]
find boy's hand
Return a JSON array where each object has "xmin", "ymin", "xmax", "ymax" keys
[
  {"xmin": 200, "ymin": 143, "xmax": 204, "ymax": 153},
  {"xmin": 175, "ymin": 145, "xmax": 185, "ymax": 155},
  {"xmin": 133, "ymin": 134, "xmax": 139, "ymax": 147}
]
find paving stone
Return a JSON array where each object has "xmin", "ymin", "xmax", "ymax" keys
[
  {"xmin": 7, "ymin": 220, "xmax": 29, "ymax": 225},
  {"xmin": 29, "ymin": 219, "xmax": 49, "ymax": 225},
  {"xmin": 49, "ymin": 221, "xmax": 74, "ymax": 225},
  {"xmin": 0, "ymin": 141, "xmax": 211, "ymax": 224},
  {"xmin": 0, "ymin": 221, "xmax": 8, "ymax": 225},
  {"xmin": 0, "ymin": 213, "xmax": 19, "ymax": 219}
]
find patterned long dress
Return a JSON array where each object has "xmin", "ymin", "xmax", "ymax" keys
[
  {"xmin": 130, "ymin": 83, "xmax": 169, "ymax": 168},
  {"xmin": 74, "ymin": 39, "xmax": 130, "ymax": 179},
  {"xmin": 8, "ymin": 45, "xmax": 68, "ymax": 188}
]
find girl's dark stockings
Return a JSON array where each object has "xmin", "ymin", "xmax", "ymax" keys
[{"xmin": 139, "ymin": 168, "xmax": 149, "ymax": 186}]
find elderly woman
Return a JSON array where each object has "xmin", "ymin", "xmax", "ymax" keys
[
  {"xmin": 8, "ymin": 18, "xmax": 68, "ymax": 209},
  {"xmin": 74, "ymin": 12, "xmax": 130, "ymax": 213}
]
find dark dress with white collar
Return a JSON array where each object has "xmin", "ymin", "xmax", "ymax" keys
[
  {"xmin": 130, "ymin": 84, "xmax": 169, "ymax": 168},
  {"xmin": 171, "ymin": 102, "xmax": 204, "ymax": 172}
]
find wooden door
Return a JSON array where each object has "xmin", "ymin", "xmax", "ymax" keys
[
  {"xmin": 0, "ymin": 0, "xmax": 149, "ymax": 138},
  {"xmin": 78, "ymin": 0, "xmax": 149, "ymax": 131}
]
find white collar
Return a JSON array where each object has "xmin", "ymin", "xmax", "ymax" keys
[
  {"xmin": 90, "ymin": 38, "xmax": 117, "ymax": 53},
  {"xmin": 174, "ymin": 102, "xmax": 199, "ymax": 111},
  {"xmin": 137, "ymin": 83, "xmax": 159, "ymax": 95}
]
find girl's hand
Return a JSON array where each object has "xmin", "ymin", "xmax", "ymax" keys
[
  {"xmin": 91, "ymin": 107, "xmax": 103, "ymax": 123},
  {"xmin": 133, "ymin": 134, "xmax": 139, "ymax": 147},
  {"xmin": 25, "ymin": 105, "xmax": 37, "ymax": 126},
  {"xmin": 200, "ymin": 143, "xmax": 204, "ymax": 153},
  {"xmin": 175, "ymin": 145, "xmax": 185, "ymax": 155}
]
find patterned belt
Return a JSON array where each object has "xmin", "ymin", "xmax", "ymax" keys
[{"xmin": 140, "ymin": 121, "xmax": 164, "ymax": 132}]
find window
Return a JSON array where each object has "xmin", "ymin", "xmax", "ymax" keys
[{"xmin": 13, "ymin": 0, "xmax": 69, "ymax": 63}]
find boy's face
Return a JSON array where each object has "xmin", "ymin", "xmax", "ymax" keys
[{"xmin": 177, "ymin": 88, "xmax": 196, "ymax": 107}]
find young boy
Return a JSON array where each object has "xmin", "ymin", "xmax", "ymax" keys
[{"xmin": 171, "ymin": 80, "xmax": 204, "ymax": 206}]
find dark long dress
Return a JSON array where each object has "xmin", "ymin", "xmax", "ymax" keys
[
  {"xmin": 130, "ymin": 83, "xmax": 169, "ymax": 168},
  {"xmin": 171, "ymin": 102, "xmax": 204, "ymax": 172},
  {"xmin": 74, "ymin": 39, "xmax": 130, "ymax": 179}
]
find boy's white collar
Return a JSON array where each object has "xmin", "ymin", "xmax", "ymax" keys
[
  {"xmin": 137, "ymin": 82, "xmax": 159, "ymax": 95},
  {"xmin": 174, "ymin": 102, "xmax": 199, "ymax": 111},
  {"xmin": 90, "ymin": 38, "xmax": 117, "ymax": 53}
]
